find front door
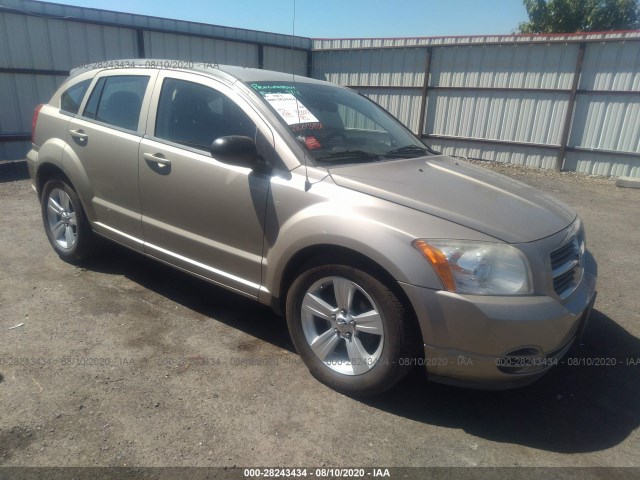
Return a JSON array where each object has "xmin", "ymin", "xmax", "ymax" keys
[{"xmin": 139, "ymin": 73, "xmax": 271, "ymax": 297}]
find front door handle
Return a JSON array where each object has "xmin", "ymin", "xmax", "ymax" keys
[
  {"xmin": 143, "ymin": 153, "xmax": 171, "ymax": 167},
  {"xmin": 69, "ymin": 129, "xmax": 88, "ymax": 145}
]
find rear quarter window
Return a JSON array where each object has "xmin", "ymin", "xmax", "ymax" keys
[{"xmin": 60, "ymin": 79, "xmax": 91, "ymax": 114}]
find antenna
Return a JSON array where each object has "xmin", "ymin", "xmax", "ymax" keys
[
  {"xmin": 291, "ymin": 0, "xmax": 296, "ymax": 42},
  {"xmin": 291, "ymin": 0, "xmax": 312, "ymax": 192}
]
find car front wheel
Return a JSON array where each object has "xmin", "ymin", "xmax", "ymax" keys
[{"xmin": 286, "ymin": 263, "xmax": 418, "ymax": 396}]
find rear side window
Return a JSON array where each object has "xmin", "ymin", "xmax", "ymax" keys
[
  {"xmin": 154, "ymin": 78, "xmax": 256, "ymax": 151},
  {"xmin": 60, "ymin": 79, "xmax": 91, "ymax": 114},
  {"xmin": 83, "ymin": 75, "xmax": 150, "ymax": 131}
]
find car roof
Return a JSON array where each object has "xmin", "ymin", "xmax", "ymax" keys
[{"xmin": 69, "ymin": 59, "xmax": 329, "ymax": 86}]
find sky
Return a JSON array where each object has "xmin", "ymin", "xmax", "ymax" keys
[{"xmin": 43, "ymin": 0, "xmax": 530, "ymax": 38}]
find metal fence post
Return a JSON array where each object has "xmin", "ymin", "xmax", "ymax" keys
[
  {"xmin": 557, "ymin": 42, "xmax": 586, "ymax": 171},
  {"xmin": 136, "ymin": 29, "xmax": 146, "ymax": 58},
  {"xmin": 417, "ymin": 47, "xmax": 433, "ymax": 137}
]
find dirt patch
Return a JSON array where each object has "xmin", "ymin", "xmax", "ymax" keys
[{"xmin": 0, "ymin": 161, "xmax": 638, "ymax": 468}]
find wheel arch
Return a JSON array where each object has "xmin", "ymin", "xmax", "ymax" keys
[
  {"xmin": 35, "ymin": 145, "xmax": 96, "ymax": 221},
  {"xmin": 275, "ymin": 244, "xmax": 422, "ymax": 342},
  {"xmin": 35, "ymin": 162, "xmax": 71, "ymax": 197}
]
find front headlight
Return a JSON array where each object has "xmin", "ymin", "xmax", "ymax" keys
[{"xmin": 413, "ymin": 239, "xmax": 532, "ymax": 295}]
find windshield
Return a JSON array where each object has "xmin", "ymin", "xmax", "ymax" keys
[{"xmin": 248, "ymin": 81, "xmax": 432, "ymax": 165}]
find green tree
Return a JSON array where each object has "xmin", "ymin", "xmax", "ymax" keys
[{"xmin": 519, "ymin": 0, "xmax": 640, "ymax": 33}]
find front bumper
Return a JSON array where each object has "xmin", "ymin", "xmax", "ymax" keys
[{"xmin": 400, "ymin": 250, "xmax": 597, "ymax": 389}]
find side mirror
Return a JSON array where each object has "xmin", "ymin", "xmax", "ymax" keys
[{"xmin": 210, "ymin": 136, "xmax": 260, "ymax": 170}]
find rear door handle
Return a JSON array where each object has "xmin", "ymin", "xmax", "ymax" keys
[
  {"xmin": 69, "ymin": 129, "xmax": 88, "ymax": 145},
  {"xmin": 143, "ymin": 153, "xmax": 171, "ymax": 167}
]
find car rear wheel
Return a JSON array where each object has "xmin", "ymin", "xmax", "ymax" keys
[
  {"xmin": 41, "ymin": 178, "xmax": 96, "ymax": 263},
  {"xmin": 286, "ymin": 263, "xmax": 417, "ymax": 396}
]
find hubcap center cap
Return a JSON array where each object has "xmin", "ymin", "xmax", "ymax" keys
[{"xmin": 335, "ymin": 313, "xmax": 353, "ymax": 337}]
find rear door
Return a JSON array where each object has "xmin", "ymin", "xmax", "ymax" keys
[
  {"xmin": 67, "ymin": 69, "xmax": 158, "ymax": 249},
  {"xmin": 138, "ymin": 71, "xmax": 273, "ymax": 297}
]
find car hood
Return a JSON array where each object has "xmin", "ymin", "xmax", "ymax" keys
[{"xmin": 328, "ymin": 156, "xmax": 576, "ymax": 244}]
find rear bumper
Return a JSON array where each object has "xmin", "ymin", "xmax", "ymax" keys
[
  {"xmin": 400, "ymin": 251, "xmax": 597, "ymax": 389},
  {"xmin": 26, "ymin": 147, "xmax": 38, "ymax": 192}
]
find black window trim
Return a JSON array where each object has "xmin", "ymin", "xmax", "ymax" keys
[{"xmin": 81, "ymin": 77, "xmax": 106, "ymax": 121}]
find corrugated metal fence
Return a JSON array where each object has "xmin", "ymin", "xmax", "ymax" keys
[
  {"xmin": 313, "ymin": 33, "xmax": 640, "ymax": 177},
  {"xmin": 0, "ymin": 0, "xmax": 311, "ymax": 160},
  {"xmin": 1, "ymin": 0, "xmax": 639, "ymax": 177}
]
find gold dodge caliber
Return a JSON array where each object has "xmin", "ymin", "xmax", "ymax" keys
[{"xmin": 28, "ymin": 60, "xmax": 597, "ymax": 396}]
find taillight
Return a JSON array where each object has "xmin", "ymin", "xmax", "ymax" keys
[{"xmin": 32, "ymin": 104, "xmax": 44, "ymax": 144}]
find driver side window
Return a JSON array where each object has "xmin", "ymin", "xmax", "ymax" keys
[{"xmin": 155, "ymin": 78, "xmax": 256, "ymax": 151}]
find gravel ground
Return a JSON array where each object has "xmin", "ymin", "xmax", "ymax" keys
[{"xmin": 0, "ymin": 159, "xmax": 639, "ymax": 471}]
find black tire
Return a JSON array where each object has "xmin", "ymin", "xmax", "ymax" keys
[
  {"xmin": 41, "ymin": 178, "xmax": 97, "ymax": 263},
  {"xmin": 286, "ymin": 263, "xmax": 418, "ymax": 396}
]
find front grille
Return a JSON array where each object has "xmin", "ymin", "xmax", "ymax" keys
[{"xmin": 550, "ymin": 235, "xmax": 582, "ymax": 300}]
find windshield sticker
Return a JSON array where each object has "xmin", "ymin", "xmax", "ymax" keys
[
  {"xmin": 263, "ymin": 93, "xmax": 319, "ymax": 126},
  {"xmin": 291, "ymin": 122, "xmax": 324, "ymax": 132},
  {"xmin": 251, "ymin": 83, "xmax": 300, "ymax": 96},
  {"xmin": 304, "ymin": 136, "xmax": 322, "ymax": 150}
]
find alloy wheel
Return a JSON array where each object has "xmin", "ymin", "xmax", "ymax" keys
[
  {"xmin": 46, "ymin": 188, "xmax": 77, "ymax": 249},
  {"xmin": 300, "ymin": 276, "xmax": 385, "ymax": 375}
]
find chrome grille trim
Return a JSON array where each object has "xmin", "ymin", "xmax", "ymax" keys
[{"xmin": 550, "ymin": 235, "xmax": 583, "ymax": 300}]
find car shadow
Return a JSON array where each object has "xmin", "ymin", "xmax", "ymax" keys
[
  {"xmin": 82, "ymin": 244, "xmax": 295, "ymax": 353},
  {"xmin": 363, "ymin": 308, "xmax": 640, "ymax": 454},
  {"xmin": 82, "ymin": 244, "xmax": 639, "ymax": 454},
  {"xmin": 0, "ymin": 160, "xmax": 29, "ymax": 183}
]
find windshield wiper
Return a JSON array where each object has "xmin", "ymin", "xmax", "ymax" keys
[
  {"xmin": 384, "ymin": 145, "xmax": 429, "ymax": 157},
  {"xmin": 315, "ymin": 150, "xmax": 380, "ymax": 163}
]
